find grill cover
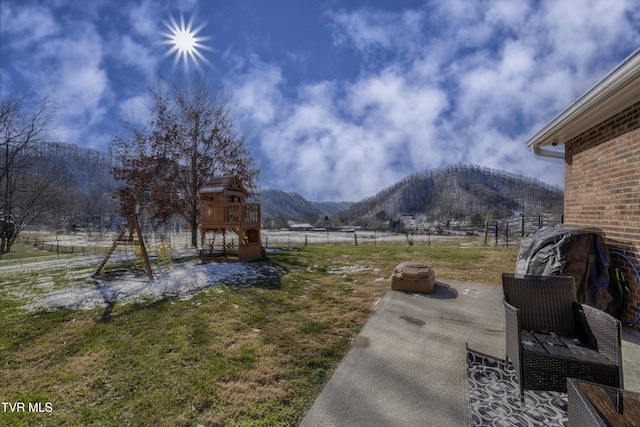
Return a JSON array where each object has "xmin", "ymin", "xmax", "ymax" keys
[{"xmin": 515, "ymin": 225, "xmax": 624, "ymax": 318}]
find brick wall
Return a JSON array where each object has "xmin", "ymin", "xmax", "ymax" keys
[{"xmin": 564, "ymin": 100, "xmax": 640, "ymax": 327}]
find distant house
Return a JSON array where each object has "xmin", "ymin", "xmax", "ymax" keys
[
  {"xmin": 289, "ymin": 223, "xmax": 314, "ymax": 232},
  {"xmin": 526, "ymin": 48, "xmax": 640, "ymax": 328},
  {"xmin": 399, "ymin": 215, "xmax": 415, "ymax": 224}
]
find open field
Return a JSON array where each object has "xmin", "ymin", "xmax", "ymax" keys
[
  {"xmin": 0, "ymin": 234, "xmax": 517, "ymax": 426},
  {"xmin": 12, "ymin": 227, "xmax": 519, "ymax": 257}
]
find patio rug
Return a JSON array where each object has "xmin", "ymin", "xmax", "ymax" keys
[{"xmin": 465, "ymin": 348, "xmax": 568, "ymax": 426}]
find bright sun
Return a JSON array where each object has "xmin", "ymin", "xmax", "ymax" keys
[{"xmin": 162, "ymin": 14, "xmax": 211, "ymax": 69}]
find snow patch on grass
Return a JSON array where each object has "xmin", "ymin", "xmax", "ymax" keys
[{"xmin": 6, "ymin": 256, "xmax": 282, "ymax": 312}]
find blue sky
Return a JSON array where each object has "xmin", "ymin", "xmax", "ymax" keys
[{"xmin": 2, "ymin": 0, "xmax": 639, "ymax": 201}]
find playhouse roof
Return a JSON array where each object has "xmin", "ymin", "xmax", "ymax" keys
[{"xmin": 200, "ymin": 175, "xmax": 247, "ymax": 195}]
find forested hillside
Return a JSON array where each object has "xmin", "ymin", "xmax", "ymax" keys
[
  {"xmin": 46, "ymin": 143, "xmax": 119, "ymax": 227},
  {"xmin": 10, "ymin": 143, "xmax": 562, "ymax": 233},
  {"xmin": 332, "ymin": 164, "xmax": 563, "ymax": 228},
  {"xmin": 258, "ymin": 189, "xmax": 352, "ymax": 229}
]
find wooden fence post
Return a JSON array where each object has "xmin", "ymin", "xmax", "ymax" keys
[
  {"xmin": 506, "ymin": 221, "xmax": 509, "ymax": 248},
  {"xmin": 484, "ymin": 222, "xmax": 488, "ymax": 246}
]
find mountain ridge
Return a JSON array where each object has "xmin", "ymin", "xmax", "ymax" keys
[{"xmin": 259, "ymin": 164, "xmax": 563, "ymax": 229}]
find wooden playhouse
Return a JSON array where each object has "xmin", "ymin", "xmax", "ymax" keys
[{"xmin": 199, "ymin": 176, "xmax": 262, "ymax": 261}]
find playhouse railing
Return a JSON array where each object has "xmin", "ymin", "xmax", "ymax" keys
[{"xmin": 202, "ymin": 203, "xmax": 261, "ymax": 229}]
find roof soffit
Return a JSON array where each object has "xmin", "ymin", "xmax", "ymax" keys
[{"xmin": 527, "ymin": 48, "xmax": 640, "ymax": 149}]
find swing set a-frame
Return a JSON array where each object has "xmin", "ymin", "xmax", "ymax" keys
[
  {"xmin": 94, "ymin": 201, "xmax": 154, "ymax": 279},
  {"xmin": 94, "ymin": 176, "xmax": 262, "ymax": 280}
]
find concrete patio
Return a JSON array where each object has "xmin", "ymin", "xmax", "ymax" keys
[{"xmin": 300, "ymin": 281, "xmax": 640, "ymax": 426}]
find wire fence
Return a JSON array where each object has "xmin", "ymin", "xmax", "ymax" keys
[
  {"xmin": 263, "ymin": 214, "xmax": 564, "ymax": 249},
  {"xmin": 15, "ymin": 229, "xmax": 196, "ymax": 258},
  {"xmin": 13, "ymin": 214, "xmax": 563, "ymax": 257},
  {"xmin": 481, "ymin": 214, "xmax": 564, "ymax": 248}
]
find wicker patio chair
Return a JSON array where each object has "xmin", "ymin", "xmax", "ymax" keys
[{"xmin": 502, "ymin": 273, "xmax": 623, "ymax": 403}]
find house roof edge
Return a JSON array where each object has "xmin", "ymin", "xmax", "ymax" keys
[{"xmin": 526, "ymin": 48, "xmax": 640, "ymax": 150}]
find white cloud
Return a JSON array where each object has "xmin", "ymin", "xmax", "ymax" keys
[
  {"xmin": 37, "ymin": 27, "xmax": 108, "ymax": 113},
  {"xmin": 344, "ymin": 68, "xmax": 449, "ymax": 169},
  {"xmin": 329, "ymin": 8, "xmax": 426, "ymax": 55},
  {"xmin": 175, "ymin": 0, "xmax": 199, "ymax": 12},
  {"xmin": 226, "ymin": 0, "xmax": 637, "ymax": 201},
  {"xmin": 9, "ymin": 15, "xmax": 111, "ymax": 145},
  {"xmin": 229, "ymin": 60, "xmax": 285, "ymax": 126},
  {"xmin": 128, "ymin": 0, "xmax": 161, "ymax": 39},
  {"xmin": 117, "ymin": 35, "xmax": 159, "ymax": 75},
  {"xmin": 3, "ymin": 0, "xmax": 636, "ymax": 202},
  {"xmin": 0, "ymin": 3, "xmax": 60, "ymax": 48},
  {"xmin": 231, "ymin": 60, "xmax": 450, "ymax": 200},
  {"xmin": 119, "ymin": 95, "xmax": 149, "ymax": 124}
]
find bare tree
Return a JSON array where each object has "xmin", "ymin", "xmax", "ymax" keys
[
  {"xmin": 111, "ymin": 72, "xmax": 259, "ymax": 247},
  {"xmin": 0, "ymin": 94, "xmax": 58, "ymax": 254}
]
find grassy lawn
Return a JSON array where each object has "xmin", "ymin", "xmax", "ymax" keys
[
  {"xmin": 0, "ymin": 243, "xmax": 72, "ymax": 262},
  {"xmin": 0, "ymin": 244, "xmax": 517, "ymax": 426}
]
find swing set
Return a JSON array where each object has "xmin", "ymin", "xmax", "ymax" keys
[{"xmin": 94, "ymin": 176, "xmax": 262, "ymax": 280}]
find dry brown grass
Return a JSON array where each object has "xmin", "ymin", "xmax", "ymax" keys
[{"xmin": 0, "ymin": 243, "xmax": 517, "ymax": 426}]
